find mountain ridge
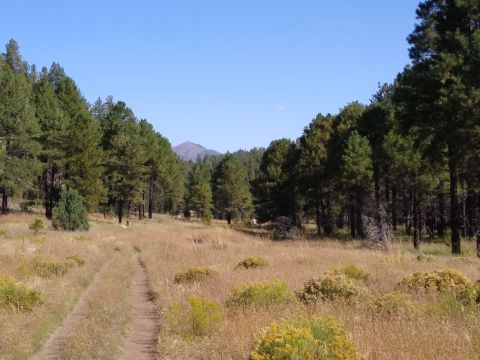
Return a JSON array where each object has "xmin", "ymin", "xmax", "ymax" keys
[{"xmin": 173, "ymin": 141, "xmax": 220, "ymax": 161}]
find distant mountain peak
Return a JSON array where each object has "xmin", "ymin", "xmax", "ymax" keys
[{"xmin": 173, "ymin": 141, "xmax": 220, "ymax": 161}]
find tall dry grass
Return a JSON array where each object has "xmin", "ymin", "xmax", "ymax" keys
[
  {"xmin": 131, "ymin": 218, "xmax": 480, "ymax": 360},
  {"xmin": 0, "ymin": 215, "xmax": 125, "ymax": 360}
]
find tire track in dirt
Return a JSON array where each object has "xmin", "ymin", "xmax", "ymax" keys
[
  {"xmin": 120, "ymin": 257, "xmax": 157, "ymax": 360},
  {"xmin": 32, "ymin": 261, "xmax": 110, "ymax": 360}
]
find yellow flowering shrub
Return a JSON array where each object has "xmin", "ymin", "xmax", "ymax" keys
[
  {"xmin": 397, "ymin": 269, "xmax": 477, "ymax": 305},
  {"xmin": 327, "ymin": 265, "xmax": 370, "ymax": 283},
  {"xmin": 173, "ymin": 267, "xmax": 217, "ymax": 284},
  {"xmin": 228, "ymin": 280, "xmax": 294, "ymax": 306},
  {"xmin": 167, "ymin": 297, "xmax": 225, "ymax": 337},
  {"xmin": 0, "ymin": 277, "xmax": 43, "ymax": 311},
  {"xmin": 236, "ymin": 257, "xmax": 269, "ymax": 270},
  {"xmin": 250, "ymin": 316, "xmax": 363, "ymax": 360},
  {"xmin": 371, "ymin": 292, "xmax": 416, "ymax": 316},
  {"xmin": 299, "ymin": 273, "xmax": 369, "ymax": 303}
]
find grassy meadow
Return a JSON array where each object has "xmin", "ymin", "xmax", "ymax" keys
[{"xmin": 1, "ymin": 214, "xmax": 480, "ymax": 359}]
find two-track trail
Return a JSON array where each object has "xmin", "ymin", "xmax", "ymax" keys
[
  {"xmin": 32, "ymin": 254, "xmax": 157, "ymax": 360},
  {"xmin": 120, "ymin": 258, "xmax": 157, "ymax": 360}
]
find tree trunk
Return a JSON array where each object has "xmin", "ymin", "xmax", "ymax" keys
[
  {"xmin": 437, "ymin": 192, "xmax": 446, "ymax": 238},
  {"xmin": 412, "ymin": 191, "xmax": 422, "ymax": 250},
  {"xmin": 118, "ymin": 202, "xmax": 123, "ymax": 224},
  {"xmin": 448, "ymin": 153, "xmax": 461, "ymax": 254},
  {"xmin": 391, "ymin": 186, "xmax": 397, "ymax": 231},
  {"xmin": 1, "ymin": 192, "xmax": 8, "ymax": 214},
  {"xmin": 315, "ymin": 197, "xmax": 322, "ymax": 236},
  {"xmin": 324, "ymin": 196, "xmax": 333, "ymax": 235},
  {"xmin": 127, "ymin": 201, "xmax": 131, "ymax": 226},
  {"xmin": 466, "ymin": 185, "xmax": 475, "ymax": 238},
  {"xmin": 374, "ymin": 170, "xmax": 381, "ymax": 224},
  {"xmin": 226, "ymin": 211, "xmax": 232, "ymax": 225},
  {"xmin": 350, "ymin": 196, "xmax": 356, "ymax": 239},
  {"xmin": 356, "ymin": 188, "xmax": 365, "ymax": 239}
]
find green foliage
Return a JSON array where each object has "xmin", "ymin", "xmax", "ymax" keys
[
  {"xmin": 167, "ymin": 297, "xmax": 225, "ymax": 337},
  {"xmin": 174, "ymin": 267, "xmax": 217, "ymax": 284},
  {"xmin": 252, "ymin": 139, "xmax": 298, "ymax": 222},
  {"xmin": 213, "ymin": 154, "xmax": 252, "ymax": 222},
  {"xmin": 250, "ymin": 316, "xmax": 363, "ymax": 360},
  {"xmin": 0, "ymin": 277, "xmax": 43, "ymax": 311},
  {"xmin": 370, "ymin": 292, "xmax": 416, "ymax": 317},
  {"xmin": 185, "ymin": 162, "xmax": 213, "ymax": 221},
  {"xmin": 398, "ymin": 269, "xmax": 477, "ymax": 305},
  {"xmin": 28, "ymin": 218, "xmax": 44, "ymax": 235},
  {"xmin": 228, "ymin": 280, "xmax": 294, "ymax": 307},
  {"xmin": 52, "ymin": 188, "xmax": 89, "ymax": 231},
  {"xmin": 236, "ymin": 257, "xmax": 269, "ymax": 270},
  {"xmin": 18, "ymin": 256, "xmax": 68, "ymax": 278},
  {"xmin": 299, "ymin": 273, "xmax": 369, "ymax": 303},
  {"xmin": 328, "ymin": 265, "xmax": 370, "ymax": 283}
]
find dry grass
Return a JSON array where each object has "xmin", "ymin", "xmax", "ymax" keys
[
  {"xmin": 0, "ymin": 214, "xmax": 127, "ymax": 360},
  {"xmin": 1, "ymin": 214, "xmax": 480, "ymax": 359},
  {"xmin": 131, "ymin": 217, "xmax": 480, "ymax": 360},
  {"xmin": 58, "ymin": 251, "xmax": 136, "ymax": 359}
]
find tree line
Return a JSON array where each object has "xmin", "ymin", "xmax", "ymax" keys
[
  {"xmin": 0, "ymin": 39, "xmax": 185, "ymax": 223},
  {"xmin": 2, "ymin": 1, "xmax": 480, "ymax": 256},
  {"xmin": 184, "ymin": 1, "xmax": 480, "ymax": 256}
]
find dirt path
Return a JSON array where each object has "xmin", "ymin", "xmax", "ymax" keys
[
  {"xmin": 120, "ymin": 258, "xmax": 157, "ymax": 360},
  {"xmin": 32, "ymin": 263, "xmax": 108, "ymax": 360}
]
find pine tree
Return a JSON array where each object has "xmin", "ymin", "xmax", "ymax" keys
[
  {"xmin": 0, "ymin": 58, "xmax": 40, "ymax": 213},
  {"xmin": 186, "ymin": 162, "xmax": 213, "ymax": 221},
  {"xmin": 33, "ymin": 72, "xmax": 68, "ymax": 218},
  {"xmin": 213, "ymin": 155, "xmax": 252, "ymax": 224},
  {"xmin": 341, "ymin": 131, "xmax": 373, "ymax": 239}
]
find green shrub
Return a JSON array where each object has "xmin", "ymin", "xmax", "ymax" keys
[
  {"xmin": 228, "ymin": 280, "xmax": 294, "ymax": 307},
  {"xmin": 371, "ymin": 292, "xmax": 416, "ymax": 316},
  {"xmin": 299, "ymin": 273, "xmax": 369, "ymax": 303},
  {"xmin": 250, "ymin": 316, "xmax": 363, "ymax": 360},
  {"xmin": 397, "ymin": 269, "xmax": 477, "ymax": 305},
  {"xmin": 0, "ymin": 277, "xmax": 43, "ymax": 311},
  {"xmin": 167, "ymin": 297, "xmax": 225, "ymax": 337},
  {"xmin": 328, "ymin": 265, "xmax": 370, "ymax": 282},
  {"xmin": 29, "ymin": 218, "xmax": 44, "ymax": 235},
  {"xmin": 174, "ymin": 267, "xmax": 217, "ymax": 284},
  {"xmin": 18, "ymin": 256, "xmax": 68, "ymax": 278},
  {"xmin": 52, "ymin": 188, "xmax": 89, "ymax": 231},
  {"xmin": 236, "ymin": 257, "xmax": 269, "ymax": 270},
  {"xmin": 65, "ymin": 254, "xmax": 85, "ymax": 267}
]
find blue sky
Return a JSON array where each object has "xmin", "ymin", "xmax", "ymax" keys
[{"xmin": 2, "ymin": 1, "xmax": 420, "ymax": 152}]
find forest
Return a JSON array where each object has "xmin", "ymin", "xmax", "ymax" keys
[{"xmin": 1, "ymin": 0, "xmax": 480, "ymax": 257}]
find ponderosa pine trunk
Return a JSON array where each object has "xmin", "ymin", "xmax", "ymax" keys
[
  {"xmin": 315, "ymin": 197, "xmax": 322, "ymax": 236},
  {"xmin": 118, "ymin": 202, "xmax": 123, "ymax": 224},
  {"xmin": 374, "ymin": 170, "xmax": 381, "ymax": 224},
  {"xmin": 1, "ymin": 192, "xmax": 8, "ymax": 214},
  {"xmin": 350, "ymin": 198, "xmax": 356, "ymax": 239},
  {"xmin": 392, "ymin": 186, "xmax": 397, "ymax": 231},
  {"xmin": 437, "ymin": 192, "xmax": 446, "ymax": 237},
  {"xmin": 448, "ymin": 152, "xmax": 461, "ymax": 254},
  {"xmin": 355, "ymin": 188, "xmax": 365, "ymax": 239},
  {"xmin": 127, "ymin": 201, "xmax": 131, "ymax": 226}
]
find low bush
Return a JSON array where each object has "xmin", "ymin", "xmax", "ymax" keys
[
  {"xmin": 174, "ymin": 267, "xmax": 217, "ymax": 284},
  {"xmin": 167, "ymin": 297, "xmax": 225, "ymax": 337},
  {"xmin": 250, "ymin": 316, "xmax": 363, "ymax": 360},
  {"xmin": 65, "ymin": 254, "xmax": 86, "ymax": 267},
  {"xmin": 298, "ymin": 273, "xmax": 369, "ymax": 303},
  {"xmin": 236, "ymin": 257, "xmax": 269, "ymax": 270},
  {"xmin": 29, "ymin": 218, "xmax": 44, "ymax": 235},
  {"xmin": 228, "ymin": 280, "xmax": 294, "ymax": 307},
  {"xmin": 328, "ymin": 265, "xmax": 370, "ymax": 282},
  {"xmin": 397, "ymin": 269, "xmax": 477, "ymax": 305},
  {"xmin": 0, "ymin": 277, "xmax": 43, "ymax": 311},
  {"xmin": 371, "ymin": 292, "xmax": 416, "ymax": 317},
  {"xmin": 52, "ymin": 188, "xmax": 90, "ymax": 231},
  {"xmin": 18, "ymin": 256, "xmax": 68, "ymax": 278}
]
